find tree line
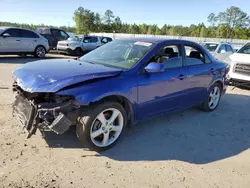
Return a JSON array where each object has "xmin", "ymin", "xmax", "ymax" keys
[{"xmin": 1, "ymin": 6, "xmax": 250, "ymax": 39}]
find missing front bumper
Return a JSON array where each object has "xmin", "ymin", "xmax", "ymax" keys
[{"xmin": 12, "ymin": 95, "xmax": 76, "ymax": 138}]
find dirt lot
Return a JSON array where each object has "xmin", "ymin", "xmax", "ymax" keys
[{"xmin": 0, "ymin": 54, "xmax": 250, "ymax": 188}]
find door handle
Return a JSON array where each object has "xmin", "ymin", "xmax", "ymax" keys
[
  {"xmin": 178, "ymin": 74, "xmax": 186, "ymax": 80},
  {"xmin": 16, "ymin": 40, "xmax": 20, "ymax": 41}
]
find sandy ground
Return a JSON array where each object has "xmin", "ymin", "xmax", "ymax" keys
[{"xmin": 0, "ymin": 54, "xmax": 250, "ymax": 188}]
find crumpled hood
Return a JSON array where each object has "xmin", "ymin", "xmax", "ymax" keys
[
  {"xmin": 229, "ymin": 53, "xmax": 250, "ymax": 64},
  {"xmin": 13, "ymin": 59, "xmax": 122, "ymax": 93}
]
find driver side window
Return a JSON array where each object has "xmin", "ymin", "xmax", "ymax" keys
[{"xmin": 152, "ymin": 45, "xmax": 182, "ymax": 69}]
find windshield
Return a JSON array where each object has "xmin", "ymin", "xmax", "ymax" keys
[
  {"xmin": 67, "ymin": 36, "xmax": 82, "ymax": 41},
  {"xmin": 201, "ymin": 43, "xmax": 219, "ymax": 52},
  {"xmin": 79, "ymin": 40, "xmax": 154, "ymax": 69},
  {"xmin": 237, "ymin": 43, "xmax": 250, "ymax": 54}
]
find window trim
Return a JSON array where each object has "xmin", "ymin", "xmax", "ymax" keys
[
  {"xmin": 139, "ymin": 43, "xmax": 184, "ymax": 73},
  {"xmin": 2, "ymin": 28, "xmax": 21, "ymax": 37},
  {"xmin": 183, "ymin": 44, "xmax": 211, "ymax": 67},
  {"xmin": 20, "ymin": 29, "xmax": 39, "ymax": 38},
  {"xmin": 218, "ymin": 44, "xmax": 226, "ymax": 53}
]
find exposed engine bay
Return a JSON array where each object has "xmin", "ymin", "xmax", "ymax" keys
[{"xmin": 12, "ymin": 81, "xmax": 80, "ymax": 138}]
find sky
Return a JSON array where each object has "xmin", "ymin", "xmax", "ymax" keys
[{"xmin": 1, "ymin": 0, "xmax": 250, "ymax": 27}]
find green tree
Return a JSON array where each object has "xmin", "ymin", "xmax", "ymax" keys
[
  {"xmin": 217, "ymin": 6, "xmax": 249, "ymax": 38},
  {"xmin": 73, "ymin": 7, "xmax": 95, "ymax": 34},
  {"xmin": 113, "ymin": 16, "xmax": 122, "ymax": 32},
  {"xmin": 200, "ymin": 26, "xmax": 207, "ymax": 37},
  {"xmin": 161, "ymin": 24, "xmax": 168, "ymax": 35},
  {"xmin": 155, "ymin": 26, "xmax": 161, "ymax": 35},
  {"xmin": 103, "ymin": 9, "xmax": 115, "ymax": 25},
  {"xmin": 207, "ymin": 13, "xmax": 218, "ymax": 27}
]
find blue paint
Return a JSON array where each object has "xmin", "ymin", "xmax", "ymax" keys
[{"xmin": 13, "ymin": 38, "xmax": 228, "ymax": 122}]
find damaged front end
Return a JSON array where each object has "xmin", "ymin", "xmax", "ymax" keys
[{"xmin": 12, "ymin": 82, "xmax": 80, "ymax": 138}]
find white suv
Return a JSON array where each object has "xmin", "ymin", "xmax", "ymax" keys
[
  {"xmin": 201, "ymin": 42, "xmax": 234, "ymax": 61},
  {"xmin": 226, "ymin": 42, "xmax": 250, "ymax": 87},
  {"xmin": 0, "ymin": 27, "xmax": 50, "ymax": 58},
  {"xmin": 57, "ymin": 35, "xmax": 112, "ymax": 56}
]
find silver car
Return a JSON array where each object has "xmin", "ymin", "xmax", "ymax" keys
[
  {"xmin": 57, "ymin": 35, "xmax": 112, "ymax": 56},
  {"xmin": 200, "ymin": 42, "xmax": 234, "ymax": 61},
  {"xmin": 0, "ymin": 27, "xmax": 50, "ymax": 58}
]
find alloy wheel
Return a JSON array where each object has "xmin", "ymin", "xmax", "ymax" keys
[
  {"xmin": 208, "ymin": 86, "xmax": 221, "ymax": 110},
  {"xmin": 90, "ymin": 108, "xmax": 124, "ymax": 147}
]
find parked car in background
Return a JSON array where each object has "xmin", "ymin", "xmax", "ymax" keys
[
  {"xmin": 0, "ymin": 27, "xmax": 49, "ymax": 58},
  {"xmin": 57, "ymin": 35, "xmax": 112, "ymax": 56},
  {"xmin": 200, "ymin": 42, "xmax": 234, "ymax": 61},
  {"xmin": 12, "ymin": 39, "xmax": 228, "ymax": 150},
  {"xmin": 225, "ymin": 42, "xmax": 250, "ymax": 87},
  {"xmin": 36, "ymin": 27, "xmax": 69, "ymax": 49}
]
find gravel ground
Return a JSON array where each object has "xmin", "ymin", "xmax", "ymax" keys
[{"xmin": 0, "ymin": 54, "xmax": 250, "ymax": 188}]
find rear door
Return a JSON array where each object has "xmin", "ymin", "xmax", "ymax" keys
[
  {"xmin": 182, "ymin": 43, "xmax": 214, "ymax": 105},
  {"xmin": 0, "ymin": 28, "xmax": 21, "ymax": 52},
  {"xmin": 19, "ymin": 29, "xmax": 40, "ymax": 52}
]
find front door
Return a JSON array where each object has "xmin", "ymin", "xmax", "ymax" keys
[
  {"xmin": 137, "ymin": 44, "xmax": 189, "ymax": 119},
  {"xmin": 0, "ymin": 28, "xmax": 22, "ymax": 52}
]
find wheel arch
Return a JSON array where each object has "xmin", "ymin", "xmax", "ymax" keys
[
  {"xmin": 209, "ymin": 78, "xmax": 224, "ymax": 91},
  {"xmin": 34, "ymin": 45, "xmax": 47, "ymax": 53},
  {"xmin": 91, "ymin": 94, "xmax": 134, "ymax": 126}
]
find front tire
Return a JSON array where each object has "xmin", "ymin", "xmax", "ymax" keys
[
  {"xmin": 74, "ymin": 47, "xmax": 83, "ymax": 56},
  {"xmin": 76, "ymin": 101, "xmax": 127, "ymax": 151},
  {"xmin": 34, "ymin": 46, "xmax": 46, "ymax": 58},
  {"xmin": 201, "ymin": 83, "xmax": 222, "ymax": 112}
]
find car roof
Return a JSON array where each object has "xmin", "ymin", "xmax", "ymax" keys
[
  {"xmin": 201, "ymin": 41, "xmax": 232, "ymax": 45},
  {"xmin": 116, "ymin": 37, "xmax": 201, "ymax": 45},
  {"xmin": 0, "ymin": 26, "xmax": 35, "ymax": 32}
]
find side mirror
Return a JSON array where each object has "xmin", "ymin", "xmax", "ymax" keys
[
  {"xmin": 220, "ymin": 49, "xmax": 226, "ymax": 53},
  {"xmin": 145, "ymin": 62, "xmax": 164, "ymax": 73},
  {"xmin": 2, "ymin": 33, "xmax": 10, "ymax": 38}
]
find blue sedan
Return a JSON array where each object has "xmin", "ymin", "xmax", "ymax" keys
[{"xmin": 12, "ymin": 38, "xmax": 228, "ymax": 150}]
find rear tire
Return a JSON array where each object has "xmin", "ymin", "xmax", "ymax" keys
[
  {"xmin": 76, "ymin": 101, "xmax": 127, "ymax": 151},
  {"xmin": 200, "ymin": 83, "xmax": 222, "ymax": 112},
  {"xmin": 34, "ymin": 46, "xmax": 46, "ymax": 58}
]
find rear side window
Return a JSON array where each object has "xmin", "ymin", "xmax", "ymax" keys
[
  {"xmin": 83, "ymin": 37, "xmax": 98, "ymax": 43},
  {"xmin": 101, "ymin": 37, "xmax": 113, "ymax": 44},
  {"xmin": 226, "ymin": 45, "xmax": 233, "ymax": 52},
  {"xmin": 218, "ymin": 44, "xmax": 226, "ymax": 53},
  {"xmin": 20, "ymin": 29, "xmax": 39, "ymax": 38},
  {"xmin": 37, "ymin": 28, "xmax": 51, "ymax": 35},
  {"xmin": 90, "ymin": 37, "xmax": 98, "ymax": 42},
  {"xmin": 184, "ymin": 45, "xmax": 206, "ymax": 66},
  {"xmin": 2, "ymin": 29, "xmax": 20, "ymax": 37},
  {"xmin": 59, "ymin": 30, "xmax": 68, "ymax": 39}
]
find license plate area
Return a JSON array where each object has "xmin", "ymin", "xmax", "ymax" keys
[{"xmin": 12, "ymin": 95, "xmax": 35, "ymax": 131}]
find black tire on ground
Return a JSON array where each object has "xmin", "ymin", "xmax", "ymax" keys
[
  {"xmin": 76, "ymin": 101, "xmax": 127, "ymax": 151},
  {"xmin": 74, "ymin": 47, "xmax": 83, "ymax": 56},
  {"xmin": 34, "ymin": 45, "xmax": 46, "ymax": 58},
  {"xmin": 200, "ymin": 82, "xmax": 222, "ymax": 112}
]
